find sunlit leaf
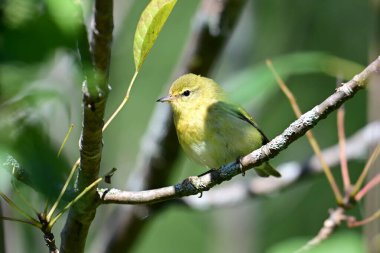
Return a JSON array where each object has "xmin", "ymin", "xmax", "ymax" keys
[
  {"xmin": 225, "ymin": 52, "xmax": 364, "ymax": 107},
  {"xmin": 133, "ymin": 0, "xmax": 177, "ymax": 71}
]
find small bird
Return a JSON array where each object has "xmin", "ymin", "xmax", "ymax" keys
[{"xmin": 157, "ymin": 73, "xmax": 280, "ymax": 177}]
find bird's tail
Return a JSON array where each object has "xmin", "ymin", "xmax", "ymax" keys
[{"xmin": 254, "ymin": 162, "xmax": 281, "ymax": 177}]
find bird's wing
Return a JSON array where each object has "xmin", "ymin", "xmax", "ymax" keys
[{"xmin": 219, "ymin": 101, "xmax": 270, "ymax": 144}]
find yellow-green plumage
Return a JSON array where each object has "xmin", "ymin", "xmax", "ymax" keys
[{"xmin": 157, "ymin": 73, "xmax": 280, "ymax": 177}]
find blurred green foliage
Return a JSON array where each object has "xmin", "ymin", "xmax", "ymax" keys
[
  {"xmin": 1, "ymin": 0, "xmax": 80, "ymax": 63},
  {"xmin": 226, "ymin": 52, "xmax": 364, "ymax": 107},
  {"xmin": 0, "ymin": 0, "xmax": 372, "ymax": 252},
  {"xmin": 269, "ymin": 231, "xmax": 365, "ymax": 253}
]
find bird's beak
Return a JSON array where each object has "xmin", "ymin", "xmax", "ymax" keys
[{"xmin": 156, "ymin": 95, "xmax": 173, "ymax": 103}]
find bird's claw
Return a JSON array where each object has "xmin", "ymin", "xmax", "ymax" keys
[{"xmin": 183, "ymin": 176, "xmax": 206, "ymax": 198}]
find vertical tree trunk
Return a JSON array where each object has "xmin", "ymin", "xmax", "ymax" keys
[
  {"xmin": 0, "ymin": 203, "xmax": 5, "ymax": 253},
  {"xmin": 365, "ymin": 0, "xmax": 380, "ymax": 252}
]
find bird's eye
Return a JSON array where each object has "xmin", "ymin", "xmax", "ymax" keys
[{"xmin": 182, "ymin": 90, "xmax": 191, "ymax": 97}]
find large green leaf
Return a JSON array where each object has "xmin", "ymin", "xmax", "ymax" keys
[
  {"xmin": 225, "ymin": 52, "xmax": 364, "ymax": 107},
  {"xmin": 133, "ymin": 0, "xmax": 177, "ymax": 71}
]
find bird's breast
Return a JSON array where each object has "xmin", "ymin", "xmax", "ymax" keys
[{"xmin": 173, "ymin": 107, "xmax": 215, "ymax": 166}]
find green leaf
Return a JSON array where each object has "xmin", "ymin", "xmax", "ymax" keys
[
  {"xmin": 225, "ymin": 52, "xmax": 364, "ymax": 107},
  {"xmin": 133, "ymin": 0, "xmax": 177, "ymax": 71}
]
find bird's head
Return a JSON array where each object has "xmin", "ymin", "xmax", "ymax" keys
[{"xmin": 157, "ymin": 73, "xmax": 224, "ymax": 114}]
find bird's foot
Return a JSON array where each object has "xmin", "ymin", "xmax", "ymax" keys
[{"xmin": 183, "ymin": 176, "xmax": 207, "ymax": 198}]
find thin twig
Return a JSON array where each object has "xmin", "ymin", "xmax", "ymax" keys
[
  {"xmin": 0, "ymin": 216, "xmax": 41, "ymax": 228},
  {"xmin": 49, "ymin": 177, "xmax": 102, "ymax": 229},
  {"xmin": 102, "ymin": 71, "xmax": 139, "ymax": 131},
  {"xmin": 57, "ymin": 124, "xmax": 74, "ymax": 158},
  {"xmin": 356, "ymin": 173, "xmax": 380, "ymax": 201},
  {"xmin": 352, "ymin": 143, "xmax": 380, "ymax": 196},
  {"xmin": 47, "ymin": 159, "xmax": 80, "ymax": 222},
  {"xmin": 337, "ymin": 105, "xmax": 351, "ymax": 193},
  {"xmin": 266, "ymin": 59, "xmax": 343, "ymax": 203},
  {"xmin": 0, "ymin": 192, "xmax": 40, "ymax": 226},
  {"xmin": 348, "ymin": 208, "xmax": 380, "ymax": 227}
]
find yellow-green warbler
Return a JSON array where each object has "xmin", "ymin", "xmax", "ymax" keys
[{"xmin": 157, "ymin": 73, "xmax": 281, "ymax": 177}]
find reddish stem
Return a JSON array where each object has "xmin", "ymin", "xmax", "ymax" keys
[
  {"xmin": 337, "ymin": 106, "xmax": 351, "ymax": 192},
  {"xmin": 266, "ymin": 59, "xmax": 343, "ymax": 203},
  {"xmin": 355, "ymin": 173, "xmax": 380, "ymax": 201},
  {"xmin": 348, "ymin": 207, "xmax": 380, "ymax": 227},
  {"xmin": 352, "ymin": 143, "xmax": 380, "ymax": 195}
]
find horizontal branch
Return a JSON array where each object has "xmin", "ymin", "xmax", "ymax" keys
[
  {"xmin": 98, "ymin": 56, "xmax": 380, "ymax": 205},
  {"xmin": 5, "ymin": 121, "xmax": 377, "ymax": 210},
  {"xmin": 183, "ymin": 121, "xmax": 380, "ymax": 209}
]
